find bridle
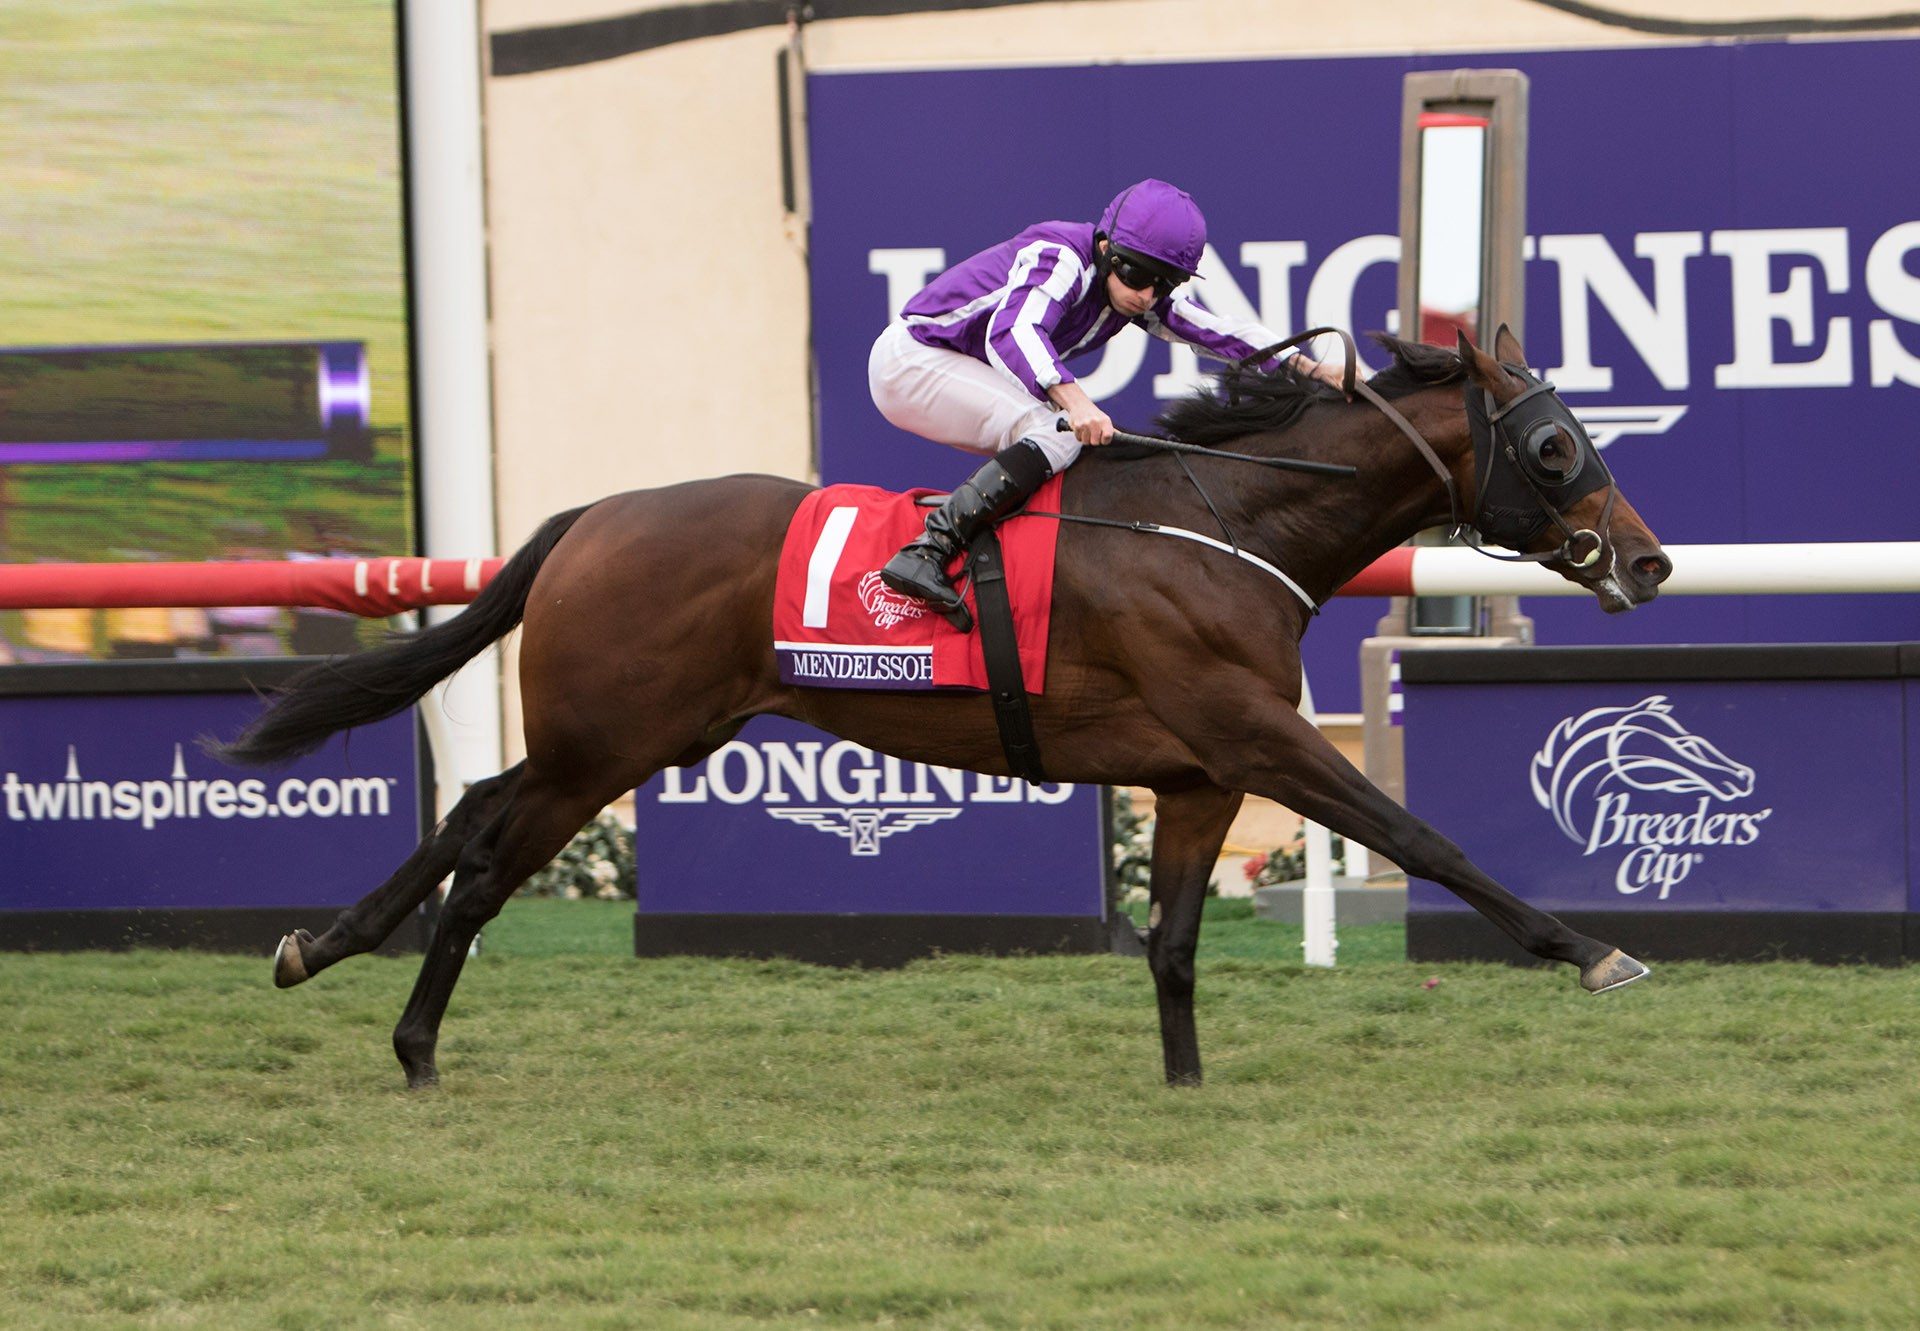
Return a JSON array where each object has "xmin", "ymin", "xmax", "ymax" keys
[
  {"xmin": 1457, "ymin": 363, "xmax": 1616, "ymax": 570},
  {"xmin": 1014, "ymin": 327, "xmax": 1622, "ymax": 618},
  {"xmin": 1230, "ymin": 328, "xmax": 1618, "ymax": 575}
]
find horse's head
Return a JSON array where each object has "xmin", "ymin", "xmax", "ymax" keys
[{"xmin": 1456, "ymin": 327, "xmax": 1671, "ymax": 614}]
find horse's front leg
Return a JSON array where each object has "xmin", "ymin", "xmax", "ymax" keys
[
  {"xmin": 1143, "ymin": 782, "xmax": 1244, "ymax": 1086},
  {"xmin": 1209, "ymin": 699, "xmax": 1646, "ymax": 993}
]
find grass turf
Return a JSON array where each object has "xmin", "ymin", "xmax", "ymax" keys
[{"xmin": 2, "ymin": 898, "xmax": 1917, "ymax": 1328}]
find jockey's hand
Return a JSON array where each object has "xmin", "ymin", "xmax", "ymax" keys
[
  {"xmin": 1301, "ymin": 356, "xmax": 1347, "ymax": 390},
  {"xmin": 1049, "ymin": 382, "xmax": 1114, "ymax": 446},
  {"xmin": 1068, "ymin": 402, "xmax": 1114, "ymax": 447}
]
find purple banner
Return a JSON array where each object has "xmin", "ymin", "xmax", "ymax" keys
[
  {"xmin": 0, "ymin": 692, "xmax": 419, "ymax": 912},
  {"xmin": 633, "ymin": 716, "xmax": 1105, "ymax": 916},
  {"xmin": 1909, "ymin": 680, "xmax": 1920, "ymax": 916},
  {"xmin": 808, "ymin": 39, "xmax": 1920, "ymax": 714},
  {"xmin": 1402, "ymin": 679, "xmax": 1907, "ymax": 913}
]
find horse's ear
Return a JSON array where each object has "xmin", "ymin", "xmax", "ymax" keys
[
  {"xmin": 1493, "ymin": 323, "xmax": 1527, "ymax": 370},
  {"xmin": 1455, "ymin": 328, "xmax": 1504, "ymax": 390}
]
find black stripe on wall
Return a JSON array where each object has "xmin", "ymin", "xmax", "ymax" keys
[
  {"xmin": 491, "ymin": 0, "xmax": 1920, "ymax": 76},
  {"xmin": 491, "ymin": 0, "xmax": 1080, "ymax": 76},
  {"xmin": 493, "ymin": 1, "xmax": 782, "ymax": 76},
  {"xmin": 1526, "ymin": 1, "xmax": 1920, "ymax": 37}
]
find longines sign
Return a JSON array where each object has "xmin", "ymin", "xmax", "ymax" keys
[
  {"xmin": 809, "ymin": 38, "xmax": 1920, "ymax": 715},
  {"xmin": 633, "ymin": 716, "xmax": 1105, "ymax": 917}
]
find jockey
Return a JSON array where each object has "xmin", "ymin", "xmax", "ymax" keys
[{"xmin": 871, "ymin": 178, "xmax": 1336, "ymax": 617}]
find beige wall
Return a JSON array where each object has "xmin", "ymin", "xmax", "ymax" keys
[{"xmin": 478, "ymin": 0, "xmax": 1914, "ymax": 758}]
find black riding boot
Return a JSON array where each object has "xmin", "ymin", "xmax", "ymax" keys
[{"xmin": 881, "ymin": 439, "xmax": 1053, "ymax": 627}]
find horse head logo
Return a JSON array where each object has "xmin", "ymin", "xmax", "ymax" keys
[{"xmin": 1530, "ymin": 696, "xmax": 1755, "ymax": 843}]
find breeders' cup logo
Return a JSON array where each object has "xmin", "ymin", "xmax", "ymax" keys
[
  {"xmin": 857, "ymin": 570, "xmax": 925, "ymax": 630},
  {"xmin": 1530, "ymin": 696, "xmax": 1772, "ymax": 900},
  {"xmin": 658, "ymin": 737, "xmax": 1072, "ymax": 857}
]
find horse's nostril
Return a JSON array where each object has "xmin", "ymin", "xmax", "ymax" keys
[{"xmin": 1636, "ymin": 552, "xmax": 1673, "ymax": 585}]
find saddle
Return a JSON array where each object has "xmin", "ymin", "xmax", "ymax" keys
[{"xmin": 772, "ymin": 480, "xmax": 1060, "ymax": 781}]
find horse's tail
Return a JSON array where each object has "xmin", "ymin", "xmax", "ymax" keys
[{"xmin": 208, "ymin": 505, "xmax": 594, "ymax": 767}]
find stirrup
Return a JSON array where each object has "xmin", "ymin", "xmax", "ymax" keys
[{"xmin": 881, "ymin": 550, "xmax": 972, "ymax": 632}]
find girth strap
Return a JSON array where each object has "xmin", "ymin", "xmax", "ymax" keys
[{"xmin": 965, "ymin": 528, "xmax": 1046, "ymax": 784}]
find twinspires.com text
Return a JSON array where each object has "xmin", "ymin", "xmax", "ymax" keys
[{"xmin": 3, "ymin": 772, "xmax": 393, "ymax": 830}]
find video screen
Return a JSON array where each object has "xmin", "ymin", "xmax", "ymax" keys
[{"xmin": 0, "ymin": 2, "xmax": 413, "ymax": 662}]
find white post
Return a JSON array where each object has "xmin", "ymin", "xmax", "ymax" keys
[
  {"xmin": 404, "ymin": 0, "xmax": 501, "ymax": 822},
  {"xmin": 1299, "ymin": 673, "xmax": 1338, "ymax": 967}
]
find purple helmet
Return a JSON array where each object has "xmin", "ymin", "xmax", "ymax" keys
[{"xmin": 1098, "ymin": 179, "xmax": 1207, "ymax": 278}]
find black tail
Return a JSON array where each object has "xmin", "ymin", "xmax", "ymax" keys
[{"xmin": 208, "ymin": 506, "xmax": 593, "ymax": 767}]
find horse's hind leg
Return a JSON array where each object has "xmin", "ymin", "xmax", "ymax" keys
[
  {"xmin": 273, "ymin": 763, "xmax": 525, "ymax": 988},
  {"xmin": 389, "ymin": 770, "xmax": 609, "ymax": 1089},
  {"xmin": 1143, "ymin": 783, "xmax": 1244, "ymax": 1087}
]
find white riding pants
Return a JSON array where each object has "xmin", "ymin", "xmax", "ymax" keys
[{"xmin": 867, "ymin": 321, "xmax": 1082, "ymax": 473}]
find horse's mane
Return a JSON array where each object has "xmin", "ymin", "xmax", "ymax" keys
[{"xmin": 1150, "ymin": 332, "xmax": 1466, "ymax": 447}]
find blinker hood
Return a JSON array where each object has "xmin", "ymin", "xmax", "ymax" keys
[{"xmin": 1466, "ymin": 366, "xmax": 1611, "ymax": 547}]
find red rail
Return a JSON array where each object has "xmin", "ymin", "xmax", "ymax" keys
[{"xmin": 0, "ymin": 558, "xmax": 506, "ymax": 615}]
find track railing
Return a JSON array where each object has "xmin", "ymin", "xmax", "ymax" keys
[{"xmin": 5, "ymin": 542, "xmax": 1919, "ymax": 611}]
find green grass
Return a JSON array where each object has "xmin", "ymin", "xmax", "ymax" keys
[{"xmin": 3, "ymin": 899, "xmax": 1918, "ymax": 1328}]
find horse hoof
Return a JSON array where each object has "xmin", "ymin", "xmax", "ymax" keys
[
  {"xmin": 272, "ymin": 930, "xmax": 314, "ymax": 988},
  {"xmin": 1581, "ymin": 948, "xmax": 1650, "ymax": 994},
  {"xmin": 404, "ymin": 1069, "xmax": 439, "ymax": 1091}
]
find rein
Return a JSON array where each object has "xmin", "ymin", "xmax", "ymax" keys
[
  {"xmin": 1055, "ymin": 418, "xmax": 1356, "ymax": 478},
  {"xmin": 1232, "ymin": 328, "xmax": 1617, "ymax": 572},
  {"xmin": 1231, "ymin": 326, "xmax": 1459, "ymax": 519},
  {"xmin": 1014, "ymin": 327, "xmax": 1619, "ymax": 613}
]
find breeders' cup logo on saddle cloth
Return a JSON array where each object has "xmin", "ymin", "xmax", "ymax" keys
[
  {"xmin": 657, "ymin": 736, "xmax": 1074, "ymax": 857},
  {"xmin": 856, "ymin": 570, "xmax": 925, "ymax": 631},
  {"xmin": 1530, "ymin": 696, "xmax": 1772, "ymax": 900}
]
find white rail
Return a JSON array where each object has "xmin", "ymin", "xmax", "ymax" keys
[{"xmin": 1352, "ymin": 542, "xmax": 1920, "ymax": 598}]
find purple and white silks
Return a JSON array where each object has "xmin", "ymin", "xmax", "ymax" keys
[{"xmin": 899, "ymin": 221, "xmax": 1289, "ymax": 405}]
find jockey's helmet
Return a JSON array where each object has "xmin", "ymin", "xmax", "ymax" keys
[{"xmin": 1098, "ymin": 179, "xmax": 1207, "ymax": 280}]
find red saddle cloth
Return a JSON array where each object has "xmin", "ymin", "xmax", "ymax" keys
[{"xmin": 773, "ymin": 477, "xmax": 1063, "ymax": 692}]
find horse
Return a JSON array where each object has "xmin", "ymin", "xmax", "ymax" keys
[{"xmin": 216, "ymin": 327, "xmax": 1672, "ymax": 1090}]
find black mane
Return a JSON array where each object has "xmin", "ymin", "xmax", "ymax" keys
[{"xmin": 1151, "ymin": 332, "xmax": 1465, "ymax": 447}]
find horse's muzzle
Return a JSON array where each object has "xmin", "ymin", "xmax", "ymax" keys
[
  {"xmin": 1596, "ymin": 545, "xmax": 1671, "ymax": 613},
  {"xmin": 1628, "ymin": 548, "xmax": 1673, "ymax": 600}
]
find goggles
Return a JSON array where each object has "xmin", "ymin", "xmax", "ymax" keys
[{"xmin": 1107, "ymin": 249, "xmax": 1184, "ymax": 300}]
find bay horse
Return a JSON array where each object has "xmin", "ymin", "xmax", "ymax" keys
[{"xmin": 218, "ymin": 328, "xmax": 1672, "ymax": 1089}]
